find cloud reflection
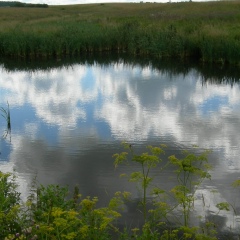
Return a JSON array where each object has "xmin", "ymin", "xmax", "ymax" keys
[
  {"xmin": 1, "ymin": 61, "xmax": 240, "ymax": 231},
  {"xmin": 1, "ymin": 63, "xmax": 240, "ymax": 165}
]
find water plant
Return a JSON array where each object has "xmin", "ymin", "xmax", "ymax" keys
[
  {"xmin": 0, "ymin": 102, "xmax": 11, "ymax": 139},
  {"xmin": 168, "ymin": 148, "xmax": 212, "ymax": 227},
  {"xmin": 113, "ymin": 144, "xmax": 216, "ymax": 239},
  {"xmin": 0, "ymin": 143, "xmax": 237, "ymax": 239},
  {"xmin": 113, "ymin": 142, "xmax": 167, "ymax": 223}
]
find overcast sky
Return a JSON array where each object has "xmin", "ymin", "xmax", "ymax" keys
[{"xmin": 1, "ymin": 0, "xmax": 206, "ymax": 5}]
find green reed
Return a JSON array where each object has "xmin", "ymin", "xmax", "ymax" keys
[
  {"xmin": 0, "ymin": 102, "xmax": 11, "ymax": 138},
  {"xmin": 1, "ymin": 2, "xmax": 240, "ymax": 64}
]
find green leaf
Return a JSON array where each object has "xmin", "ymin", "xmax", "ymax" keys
[
  {"xmin": 232, "ymin": 179, "xmax": 240, "ymax": 187},
  {"xmin": 216, "ymin": 202, "xmax": 230, "ymax": 211}
]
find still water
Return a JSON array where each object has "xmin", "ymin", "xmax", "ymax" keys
[{"xmin": 1, "ymin": 56, "xmax": 240, "ymax": 232}]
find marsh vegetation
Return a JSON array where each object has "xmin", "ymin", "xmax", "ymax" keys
[{"xmin": 0, "ymin": 2, "xmax": 240, "ymax": 64}]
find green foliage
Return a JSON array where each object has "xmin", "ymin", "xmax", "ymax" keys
[
  {"xmin": 114, "ymin": 144, "xmax": 216, "ymax": 239},
  {"xmin": 214, "ymin": 178, "xmax": 240, "ymax": 231},
  {"xmin": 0, "ymin": 144, "xmax": 234, "ymax": 239},
  {"xmin": 25, "ymin": 184, "xmax": 124, "ymax": 239},
  {"xmin": 0, "ymin": 2, "xmax": 240, "ymax": 63},
  {"xmin": 160, "ymin": 225, "xmax": 217, "ymax": 240},
  {"xmin": 113, "ymin": 143, "xmax": 167, "ymax": 222},
  {"xmin": 232, "ymin": 179, "xmax": 240, "ymax": 187},
  {"xmin": 216, "ymin": 202, "xmax": 230, "ymax": 212},
  {"xmin": 168, "ymin": 149, "xmax": 211, "ymax": 227},
  {"xmin": 0, "ymin": 171, "xmax": 21, "ymax": 239}
]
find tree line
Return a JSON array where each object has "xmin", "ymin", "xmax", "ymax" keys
[{"xmin": 0, "ymin": 1, "xmax": 48, "ymax": 8}]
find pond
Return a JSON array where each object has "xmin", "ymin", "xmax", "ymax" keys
[{"xmin": 1, "ymin": 55, "xmax": 240, "ymax": 234}]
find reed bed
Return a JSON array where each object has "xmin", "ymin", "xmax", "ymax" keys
[{"xmin": 1, "ymin": 1, "xmax": 240, "ymax": 64}]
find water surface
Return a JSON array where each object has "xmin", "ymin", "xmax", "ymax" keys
[{"xmin": 1, "ymin": 56, "xmax": 240, "ymax": 232}]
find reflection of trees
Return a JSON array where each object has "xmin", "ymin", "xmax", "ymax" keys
[
  {"xmin": 196, "ymin": 64, "xmax": 240, "ymax": 86},
  {"xmin": 1, "ymin": 54, "xmax": 240, "ymax": 85}
]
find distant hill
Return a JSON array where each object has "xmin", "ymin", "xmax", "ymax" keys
[{"xmin": 0, "ymin": 1, "xmax": 48, "ymax": 8}]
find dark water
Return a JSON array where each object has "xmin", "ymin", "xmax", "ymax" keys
[{"xmin": 1, "ymin": 55, "xmax": 240, "ymax": 234}]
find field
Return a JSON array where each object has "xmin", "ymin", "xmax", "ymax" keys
[{"xmin": 0, "ymin": 1, "xmax": 240, "ymax": 64}]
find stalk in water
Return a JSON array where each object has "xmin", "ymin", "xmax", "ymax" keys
[{"xmin": 0, "ymin": 101, "xmax": 11, "ymax": 140}]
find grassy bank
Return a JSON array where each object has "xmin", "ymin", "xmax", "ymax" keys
[{"xmin": 0, "ymin": 1, "xmax": 240, "ymax": 64}]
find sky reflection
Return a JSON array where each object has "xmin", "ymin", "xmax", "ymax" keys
[
  {"xmin": 1, "ymin": 62, "xmax": 240, "ymax": 166},
  {"xmin": 1, "ymin": 60, "xmax": 240, "ymax": 232}
]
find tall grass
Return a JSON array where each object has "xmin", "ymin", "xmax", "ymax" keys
[{"xmin": 1, "ymin": 2, "xmax": 240, "ymax": 64}]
